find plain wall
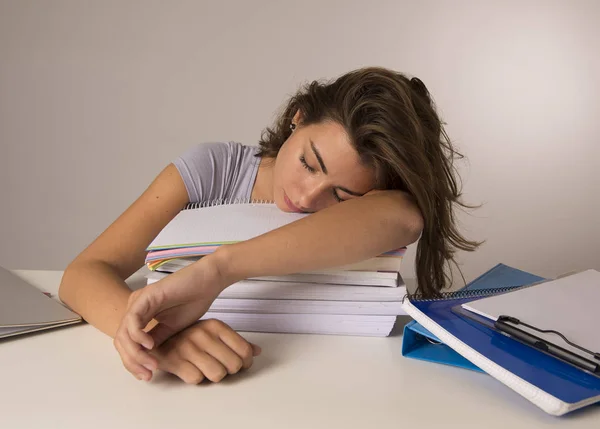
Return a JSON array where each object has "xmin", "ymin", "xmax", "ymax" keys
[{"xmin": 1, "ymin": 0, "xmax": 598, "ymax": 285}]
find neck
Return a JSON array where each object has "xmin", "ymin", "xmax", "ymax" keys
[{"xmin": 251, "ymin": 156, "xmax": 275, "ymax": 202}]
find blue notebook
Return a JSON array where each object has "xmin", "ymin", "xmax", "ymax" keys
[
  {"xmin": 401, "ymin": 266, "xmax": 600, "ymax": 416},
  {"xmin": 402, "ymin": 263, "xmax": 543, "ymax": 372}
]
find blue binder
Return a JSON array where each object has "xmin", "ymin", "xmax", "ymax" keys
[
  {"xmin": 401, "ymin": 265, "xmax": 600, "ymax": 416},
  {"xmin": 402, "ymin": 263, "xmax": 543, "ymax": 372},
  {"xmin": 402, "ymin": 319, "xmax": 484, "ymax": 372}
]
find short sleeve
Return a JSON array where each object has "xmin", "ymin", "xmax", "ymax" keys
[{"xmin": 172, "ymin": 141, "xmax": 260, "ymax": 204}]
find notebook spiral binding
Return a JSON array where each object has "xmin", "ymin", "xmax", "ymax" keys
[
  {"xmin": 403, "ymin": 284, "xmax": 526, "ymax": 303},
  {"xmin": 184, "ymin": 198, "xmax": 275, "ymax": 209}
]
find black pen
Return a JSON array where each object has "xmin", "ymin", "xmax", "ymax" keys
[{"xmin": 495, "ymin": 318, "xmax": 600, "ymax": 375}]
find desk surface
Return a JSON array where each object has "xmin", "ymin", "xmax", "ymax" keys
[{"xmin": 1, "ymin": 270, "xmax": 598, "ymax": 429}]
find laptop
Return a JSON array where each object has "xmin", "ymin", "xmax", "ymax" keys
[{"xmin": 0, "ymin": 266, "xmax": 82, "ymax": 339}]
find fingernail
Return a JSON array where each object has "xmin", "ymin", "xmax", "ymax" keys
[
  {"xmin": 142, "ymin": 342, "xmax": 153, "ymax": 350},
  {"xmin": 143, "ymin": 364, "xmax": 155, "ymax": 373}
]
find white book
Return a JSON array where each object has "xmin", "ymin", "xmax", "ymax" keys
[
  {"xmin": 156, "ymin": 255, "xmax": 404, "ymax": 276},
  {"xmin": 155, "ymin": 258, "xmax": 400, "ymax": 287},
  {"xmin": 201, "ymin": 312, "xmax": 397, "ymax": 337},
  {"xmin": 254, "ymin": 271, "xmax": 399, "ymax": 287},
  {"xmin": 209, "ymin": 298, "xmax": 406, "ymax": 316},
  {"xmin": 326, "ymin": 256, "xmax": 403, "ymax": 273},
  {"xmin": 146, "ymin": 273, "xmax": 406, "ymax": 302}
]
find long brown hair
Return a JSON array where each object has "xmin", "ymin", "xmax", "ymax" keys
[{"xmin": 256, "ymin": 66, "xmax": 481, "ymax": 298}]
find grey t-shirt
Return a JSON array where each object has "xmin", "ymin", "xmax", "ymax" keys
[{"xmin": 173, "ymin": 142, "xmax": 261, "ymax": 204}]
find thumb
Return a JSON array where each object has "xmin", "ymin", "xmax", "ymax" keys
[{"xmin": 251, "ymin": 343, "xmax": 262, "ymax": 356}]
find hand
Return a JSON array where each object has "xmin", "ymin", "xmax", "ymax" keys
[
  {"xmin": 114, "ymin": 254, "xmax": 230, "ymax": 381},
  {"xmin": 151, "ymin": 319, "xmax": 261, "ymax": 384}
]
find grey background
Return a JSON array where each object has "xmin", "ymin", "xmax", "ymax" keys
[{"xmin": 1, "ymin": 0, "xmax": 598, "ymax": 284}]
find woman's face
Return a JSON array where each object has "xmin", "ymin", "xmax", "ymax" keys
[{"xmin": 271, "ymin": 114, "xmax": 377, "ymax": 213}]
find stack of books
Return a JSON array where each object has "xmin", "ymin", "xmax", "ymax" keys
[{"xmin": 145, "ymin": 201, "xmax": 408, "ymax": 337}]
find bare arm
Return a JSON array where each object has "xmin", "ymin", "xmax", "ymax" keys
[
  {"xmin": 215, "ymin": 189, "xmax": 423, "ymax": 286},
  {"xmin": 58, "ymin": 164, "xmax": 189, "ymax": 338}
]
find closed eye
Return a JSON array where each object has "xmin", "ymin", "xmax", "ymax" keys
[
  {"xmin": 300, "ymin": 155, "xmax": 316, "ymax": 173},
  {"xmin": 301, "ymin": 154, "xmax": 347, "ymax": 203},
  {"xmin": 333, "ymin": 190, "xmax": 344, "ymax": 203}
]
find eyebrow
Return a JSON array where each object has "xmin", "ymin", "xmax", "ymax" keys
[
  {"xmin": 309, "ymin": 139, "xmax": 367, "ymax": 197},
  {"xmin": 310, "ymin": 139, "xmax": 328, "ymax": 174}
]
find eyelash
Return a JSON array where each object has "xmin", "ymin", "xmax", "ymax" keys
[
  {"xmin": 299, "ymin": 155, "xmax": 316, "ymax": 173},
  {"xmin": 299, "ymin": 155, "xmax": 344, "ymax": 203}
]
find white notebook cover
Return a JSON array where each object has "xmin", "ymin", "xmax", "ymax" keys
[
  {"xmin": 462, "ymin": 269, "xmax": 600, "ymax": 359},
  {"xmin": 0, "ymin": 266, "xmax": 82, "ymax": 339},
  {"xmin": 148, "ymin": 203, "xmax": 308, "ymax": 249}
]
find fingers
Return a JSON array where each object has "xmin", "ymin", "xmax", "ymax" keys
[
  {"xmin": 129, "ymin": 320, "xmax": 155, "ymax": 351},
  {"xmin": 114, "ymin": 285, "xmax": 171, "ymax": 381},
  {"xmin": 161, "ymin": 360, "xmax": 205, "ymax": 385},
  {"xmin": 126, "ymin": 285, "xmax": 168, "ymax": 349},
  {"xmin": 113, "ymin": 334, "xmax": 158, "ymax": 381},
  {"xmin": 113, "ymin": 288, "xmax": 165, "ymax": 381},
  {"xmin": 210, "ymin": 320, "xmax": 258, "ymax": 370},
  {"xmin": 152, "ymin": 319, "xmax": 262, "ymax": 384},
  {"xmin": 203, "ymin": 339, "xmax": 244, "ymax": 375},
  {"xmin": 161, "ymin": 342, "xmax": 228, "ymax": 383}
]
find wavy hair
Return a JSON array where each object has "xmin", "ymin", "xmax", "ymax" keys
[{"xmin": 256, "ymin": 67, "xmax": 481, "ymax": 298}]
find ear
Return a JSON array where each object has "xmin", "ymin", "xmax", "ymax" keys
[{"xmin": 292, "ymin": 109, "xmax": 303, "ymax": 125}]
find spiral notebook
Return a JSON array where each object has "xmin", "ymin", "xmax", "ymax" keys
[
  {"xmin": 402, "ymin": 272, "xmax": 600, "ymax": 416},
  {"xmin": 400, "ymin": 263, "xmax": 544, "ymax": 374},
  {"xmin": 146, "ymin": 200, "xmax": 406, "ymax": 265},
  {"xmin": 147, "ymin": 200, "xmax": 307, "ymax": 251}
]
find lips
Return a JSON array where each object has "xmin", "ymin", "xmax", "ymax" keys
[{"xmin": 283, "ymin": 192, "xmax": 302, "ymax": 212}]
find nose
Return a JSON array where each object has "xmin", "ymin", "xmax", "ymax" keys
[{"xmin": 298, "ymin": 181, "xmax": 327, "ymax": 212}]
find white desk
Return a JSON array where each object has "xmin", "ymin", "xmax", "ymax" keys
[{"xmin": 1, "ymin": 270, "xmax": 598, "ymax": 429}]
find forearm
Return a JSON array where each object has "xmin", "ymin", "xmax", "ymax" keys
[
  {"xmin": 215, "ymin": 191, "xmax": 422, "ymax": 285},
  {"xmin": 59, "ymin": 261, "xmax": 155, "ymax": 338}
]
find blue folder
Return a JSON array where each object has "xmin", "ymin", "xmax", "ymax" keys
[
  {"xmin": 402, "ymin": 263, "xmax": 544, "ymax": 372},
  {"xmin": 401, "ymin": 264, "xmax": 600, "ymax": 415}
]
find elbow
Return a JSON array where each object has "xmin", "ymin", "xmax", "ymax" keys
[
  {"xmin": 58, "ymin": 262, "xmax": 76, "ymax": 305},
  {"xmin": 404, "ymin": 215, "xmax": 423, "ymax": 245},
  {"xmin": 368, "ymin": 189, "xmax": 424, "ymax": 247},
  {"xmin": 59, "ymin": 260, "xmax": 88, "ymax": 306},
  {"xmin": 395, "ymin": 198, "xmax": 423, "ymax": 246}
]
